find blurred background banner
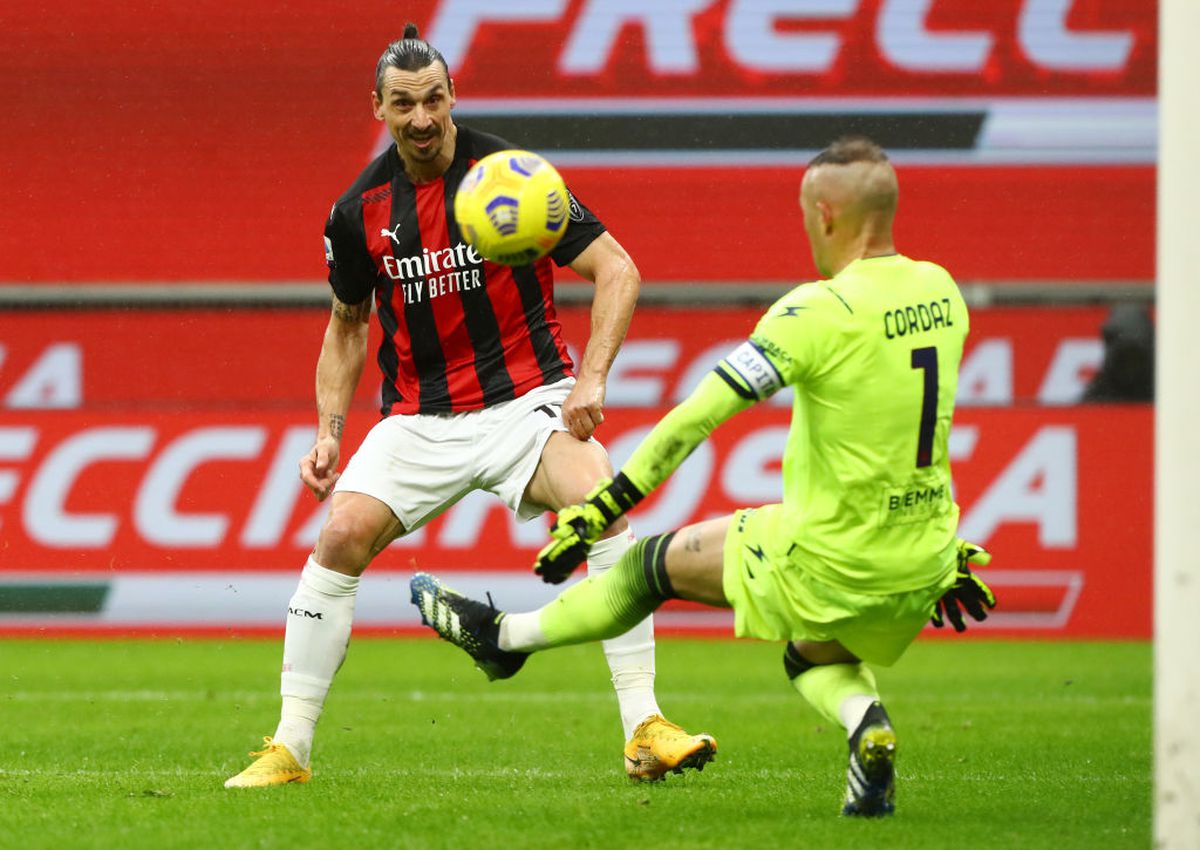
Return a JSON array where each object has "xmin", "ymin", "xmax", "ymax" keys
[
  {"xmin": 0, "ymin": 0, "xmax": 1154, "ymax": 636},
  {"xmin": 0, "ymin": 309, "xmax": 1151, "ymax": 637},
  {"xmin": 3, "ymin": 0, "xmax": 1155, "ymax": 286},
  {"xmin": 0, "ymin": 404, "xmax": 1152, "ymax": 637},
  {"xmin": 0, "ymin": 306, "xmax": 1119, "ymax": 408}
]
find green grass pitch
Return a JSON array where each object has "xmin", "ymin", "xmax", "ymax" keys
[{"xmin": 0, "ymin": 638, "xmax": 1149, "ymax": 849}]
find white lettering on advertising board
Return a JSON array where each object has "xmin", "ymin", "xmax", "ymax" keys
[
  {"xmin": 428, "ymin": 0, "xmax": 1138, "ymax": 77},
  {"xmin": 4, "ymin": 421, "xmax": 1078, "ymax": 551}
]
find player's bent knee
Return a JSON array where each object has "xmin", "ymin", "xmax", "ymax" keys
[
  {"xmin": 315, "ymin": 523, "xmax": 372, "ymax": 574},
  {"xmin": 783, "ymin": 643, "xmax": 817, "ymax": 680},
  {"xmin": 315, "ymin": 504, "xmax": 395, "ymax": 574},
  {"xmin": 528, "ymin": 433, "xmax": 615, "ymax": 510},
  {"xmin": 783, "ymin": 641, "xmax": 860, "ymax": 679},
  {"xmin": 548, "ymin": 431, "xmax": 611, "ymax": 469},
  {"xmin": 558, "ymin": 463, "xmax": 613, "ymax": 506}
]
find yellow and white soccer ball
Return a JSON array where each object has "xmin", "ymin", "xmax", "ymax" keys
[{"xmin": 454, "ymin": 150, "xmax": 570, "ymax": 266}]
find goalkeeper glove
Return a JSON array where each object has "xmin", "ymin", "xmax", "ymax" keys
[
  {"xmin": 930, "ymin": 538, "xmax": 996, "ymax": 633},
  {"xmin": 534, "ymin": 473, "xmax": 644, "ymax": 584}
]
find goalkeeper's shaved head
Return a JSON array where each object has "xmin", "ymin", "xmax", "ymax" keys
[
  {"xmin": 806, "ymin": 136, "xmax": 898, "ymax": 222},
  {"xmin": 800, "ymin": 136, "xmax": 900, "ymax": 278}
]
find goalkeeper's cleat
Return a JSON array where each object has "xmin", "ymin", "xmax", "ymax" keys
[
  {"xmin": 842, "ymin": 702, "xmax": 896, "ymax": 817},
  {"xmin": 223, "ymin": 737, "xmax": 311, "ymax": 788},
  {"xmin": 409, "ymin": 572, "xmax": 529, "ymax": 681},
  {"xmin": 623, "ymin": 715, "xmax": 717, "ymax": 782}
]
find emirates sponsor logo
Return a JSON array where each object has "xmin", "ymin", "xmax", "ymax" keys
[{"xmin": 381, "ymin": 242, "xmax": 487, "ymax": 304}]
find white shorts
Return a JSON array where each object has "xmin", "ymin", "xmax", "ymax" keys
[{"xmin": 335, "ymin": 378, "xmax": 586, "ymax": 532}]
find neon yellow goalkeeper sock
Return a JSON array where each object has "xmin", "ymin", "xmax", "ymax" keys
[
  {"xmin": 794, "ymin": 663, "xmax": 880, "ymax": 732},
  {"xmin": 535, "ymin": 534, "xmax": 674, "ymax": 648}
]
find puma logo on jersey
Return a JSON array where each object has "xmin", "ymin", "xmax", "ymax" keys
[{"xmin": 380, "ymin": 222, "xmax": 403, "ymax": 244}]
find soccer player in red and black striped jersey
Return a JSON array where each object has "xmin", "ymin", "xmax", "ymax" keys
[{"xmin": 225, "ymin": 24, "xmax": 714, "ymax": 788}]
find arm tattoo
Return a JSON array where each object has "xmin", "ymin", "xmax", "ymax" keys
[
  {"xmin": 332, "ymin": 297, "xmax": 369, "ymax": 323},
  {"xmin": 328, "ymin": 414, "xmax": 345, "ymax": 441},
  {"xmin": 685, "ymin": 528, "xmax": 703, "ymax": 553}
]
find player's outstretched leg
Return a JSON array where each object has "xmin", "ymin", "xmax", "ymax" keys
[
  {"xmin": 623, "ymin": 715, "xmax": 717, "ymax": 782},
  {"xmin": 224, "ymin": 737, "xmax": 312, "ymax": 788},
  {"xmin": 410, "ymin": 572, "xmax": 529, "ymax": 680},
  {"xmin": 842, "ymin": 702, "xmax": 896, "ymax": 817}
]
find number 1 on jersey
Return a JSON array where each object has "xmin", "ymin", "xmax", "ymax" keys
[{"xmin": 911, "ymin": 347, "xmax": 937, "ymax": 468}]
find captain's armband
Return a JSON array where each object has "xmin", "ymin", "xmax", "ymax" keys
[{"xmin": 713, "ymin": 341, "xmax": 785, "ymax": 401}]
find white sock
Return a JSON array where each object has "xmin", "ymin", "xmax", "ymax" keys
[
  {"xmin": 839, "ymin": 694, "xmax": 878, "ymax": 737},
  {"xmin": 588, "ymin": 529, "xmax": 661, "ymax": 739},
  {"xmin": 498, "ymin": 609, "xmax": 549, "ymax": 652},
  {"xmin": 274, "ymin": 556, "xmax": 359, "ymax": 767}
]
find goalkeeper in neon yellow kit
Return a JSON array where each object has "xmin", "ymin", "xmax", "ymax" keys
[{"xmin": 411, "ymin": 136, "xmax": 996, "ymax": 815}]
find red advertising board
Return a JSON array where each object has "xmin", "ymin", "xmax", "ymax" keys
[
  {"xmin": 0, "ymin": 306, "xmax": 1114, "ymax": 410},
  {"xmin": 5, "ymin": 1, "xmax": 1157, "ymax": 100},
  {"xmin": 0, "ymin": 406, "xmax": 1151, "ymax": 638},
  {"xmin": 1, "ymin": 304, "xmax": 1146, "ymax": 640},
  {"xmin": 0, "ymin": 0, "xmax": 1158, "ymax": 639},
  {"xmin": 1, "ymin": 0, "xmax": 1155, "ymax": 285}
]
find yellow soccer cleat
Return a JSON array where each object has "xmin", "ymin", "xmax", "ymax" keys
[
  {"xmin": 623, "ymin": 715, "xmax": 717, "ymax": 782},
  {"xmin": 224, "ymin": 737, "xmax": 311, "ymax": 788}
]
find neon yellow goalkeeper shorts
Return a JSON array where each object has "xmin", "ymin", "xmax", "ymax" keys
[{"xmin": 721, "ymin": 504, "xmax": 955, "ymax": 666}]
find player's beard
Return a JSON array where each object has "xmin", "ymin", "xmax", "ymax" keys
[{"xmin": 404, "ymin": 126, "xmax": 442, "ymax": 162}]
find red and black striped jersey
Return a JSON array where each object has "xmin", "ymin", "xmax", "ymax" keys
[{"xmin": 323, "ymin": 125, "xmax": 606, "ymax": 416}]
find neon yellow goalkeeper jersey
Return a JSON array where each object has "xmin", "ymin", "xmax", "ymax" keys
[{"xmin": 735, "ymin": 254, "xmax": 968, "ymax": 594}]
